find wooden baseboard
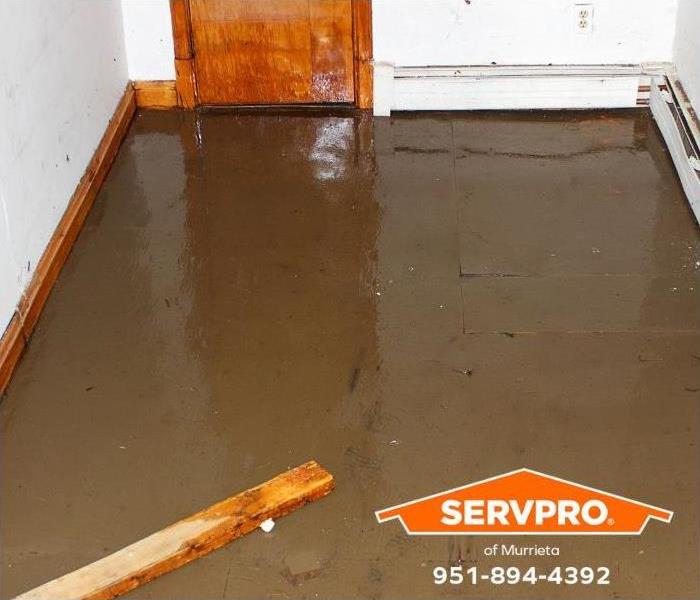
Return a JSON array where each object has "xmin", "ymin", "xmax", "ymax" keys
[
  {"xmin": 134, "ymin": 80, "xmax": 178, "ymax": 109},
  {"xmin": 0, "ymin": 315, "xmax": 25, "ymax": 397},
  {"xmin": 0, "ymin": 84, "xmax": 136, "ymax": 397}
]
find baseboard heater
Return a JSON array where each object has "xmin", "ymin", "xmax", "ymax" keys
[
  {"xmin": 373, "ymin": 64, "xmax": 653, "ymax": 116},
  {"xmin": 650, "ymin": 76, "xmax": 700, "ymax": 225}
]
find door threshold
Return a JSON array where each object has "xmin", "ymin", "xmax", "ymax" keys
[{"xmin": 198, "ymin": 103, "xmax": 360, "ymax": 117}]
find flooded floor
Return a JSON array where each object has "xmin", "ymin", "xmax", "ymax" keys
[{"xmin": 1, "ymin": 109, "xmax": 699, "ymax": 599}]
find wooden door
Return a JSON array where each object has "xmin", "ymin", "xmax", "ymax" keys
[{"xmin": 189, "ymin": 0, "xmax": 355, "ymax": 105}]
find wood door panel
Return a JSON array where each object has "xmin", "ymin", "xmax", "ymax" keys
[
  {"xmin": 190, "ymin": 0, "xmax": 354, "ymax": 105},
  {"xmin": 309, "ymin": 1, "xmax": 355, "ymax": 102}
]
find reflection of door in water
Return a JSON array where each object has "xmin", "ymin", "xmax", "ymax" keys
[{"xmin": 190, "ymin": 0, "xmax": 355, "ymax": 105}]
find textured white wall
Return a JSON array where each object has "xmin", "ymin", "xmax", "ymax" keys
[
  {"xmin": 0, "ymin": 0, "xmax": 128, "ymax": 335},
  {"xmin": 121, "ymin": 0, "xmax": 175, "ymax": 80},
  {"xmin": 673, "ymin": 0, "xmax": 700, "ymax": 113},
  {"xmin": 373, "ymin": 0, "xmax": 678, "ymax": 66}
]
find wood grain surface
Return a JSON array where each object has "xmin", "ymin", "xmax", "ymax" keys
[
  {"xmin": 13, "ymin": 461, "xmax": 334, "ymax": 600},
  {"xmin": 190, "ymin": 0, "xmax": 354, "ymax": 105}
]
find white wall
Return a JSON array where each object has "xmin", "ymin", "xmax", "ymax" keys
[
  {"xmin": 673, "ymin": 0, "xmax": 700, "ymax": 113},
  {"xmin": 121, "ymin": 0, "xmax": 175, "ymax": 80},
  {"xmin": 0, "ymin": 0, "xmax": 128, "ymax": 335},
  {"xmin": 373, "ymin": 0, "xmax": 678, "ymax": 66}
]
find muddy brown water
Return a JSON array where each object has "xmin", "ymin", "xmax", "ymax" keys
[{"xmin": 1, "ymin": 109, "xmax": 699, "ymax": 599}]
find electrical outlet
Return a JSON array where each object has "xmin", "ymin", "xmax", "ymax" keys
[{"xmin": 574, "ymin": 3, "xmax": 593, "ymax": 34}]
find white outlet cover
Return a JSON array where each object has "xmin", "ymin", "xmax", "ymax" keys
[{"xmin": 574, "ymin": 3, "xmax": 594, "ymax": 34}]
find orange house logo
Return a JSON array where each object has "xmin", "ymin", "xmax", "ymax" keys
[{"xmin": 375, "ymin": 469, "xmax": 672, "ymax": 536}]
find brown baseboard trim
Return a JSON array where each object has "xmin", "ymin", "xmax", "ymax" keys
[
  {"xmin": 0, "ymin": 315, "xmax": 25, "ymax": 397},
  {"xmin": 0, "ymin": 84, "xmax": 136, "ymax": 396},
  {"xmin": 134, "ymin": 80, "xmax": 178, "ymax": 109}
]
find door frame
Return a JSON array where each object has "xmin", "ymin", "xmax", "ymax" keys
[{"xmin": 169, "ymin": 0, "xmax": 373, "ymax": 109}]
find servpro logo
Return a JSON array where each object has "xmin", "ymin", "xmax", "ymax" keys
[{"xmin": 375, "ymin": 469, "xmax": 672, "ymax": 536}]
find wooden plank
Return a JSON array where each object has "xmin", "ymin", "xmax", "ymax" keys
[
  {"xmin": 0, "ymin": 84, "xmax": 137, "ymax": 395},
  {"xmin": 352, "ymin": 0, "xmax": 373, "ymax": 109},
  {"xmin": 134, "ymin": 80, "xmax": 179, "ymax": 109},
  {"xmin": 13, "ymin": 461, "xmax": 335, "ymax": 600}
]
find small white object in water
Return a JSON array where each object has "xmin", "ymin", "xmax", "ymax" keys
[{"xmin": 260, "ymin": 518, "xmax": 275, "ymax": 533}]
